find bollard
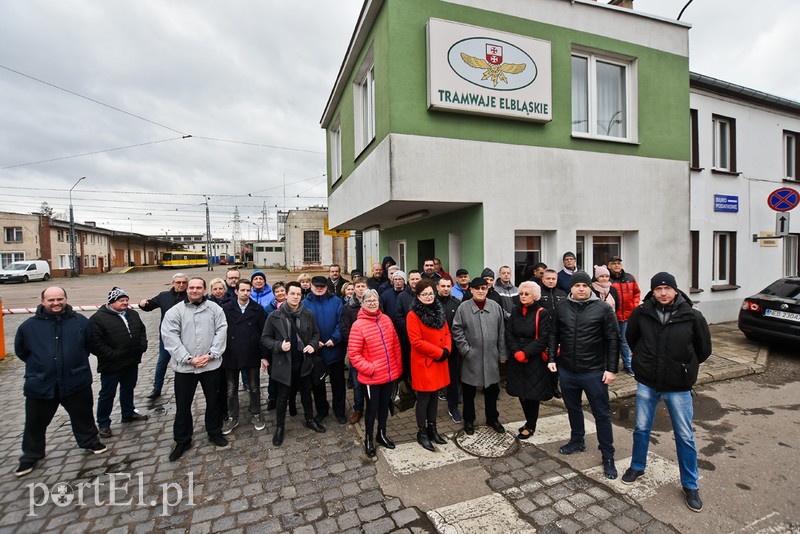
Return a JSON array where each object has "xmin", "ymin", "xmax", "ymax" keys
[{"xmin": 0, "ymin": 296, "xmax": 5, "ymax": 359}]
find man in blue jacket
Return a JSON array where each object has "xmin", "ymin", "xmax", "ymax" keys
[
  {"xmin": 14, "ymin": 287, "xmax": 107, "ymax": 477},
  {"xmin": 304, "ymin": 276, "xmax": 345, "ymax": 424}
]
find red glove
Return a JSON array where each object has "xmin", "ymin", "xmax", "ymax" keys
[{"xmin": 514, "ymin": 351, "xmax": 528, "ymax": 363}]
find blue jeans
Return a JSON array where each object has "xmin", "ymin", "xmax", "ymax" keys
[
  {"xmin": 619, "ymin": 321, "xmax": 632, "ymax": 370},
  {"xmin": 559, "ymin": 367, "xmax": 615, "ymax": 459},
  {"xmin": 631, "ymin": 383, "xmax": 699, "ymax": 489},
  {"xmin": 153, "ymin": 339, "xmax": 171, "ymax": 390},
  {"xmin": 97, "ymin": 367, "xmax": 139, "ymax": 428}
]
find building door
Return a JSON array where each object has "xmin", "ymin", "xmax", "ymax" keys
[
  {"xmin": 389, "ymin": 240, "xmax": 407, "ymax": 272},
  {"xmin": 134, "ymin": 250, "xmax": 142, "ymax": 265},
  {"xmin": 417, "ymin": 239, "xmax": 435, "ymax": 270},
  {"xmin": 148, "ymin": 251, "xmax": 155, "ymax": 265},
  {"xmin": 115, "ymin": 249, "xmax": 125, "ymax": 267},
  {"xmin": 98, "ymin": 256, "xmax": 104, "ymax": 272}
]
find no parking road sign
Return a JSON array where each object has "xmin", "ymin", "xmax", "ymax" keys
[{"xmin": 767, "ymin": 187, "xmax": 799, "ymax": 212}]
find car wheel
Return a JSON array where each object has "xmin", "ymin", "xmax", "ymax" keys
[
  {"xmin": 43, "ymin": 273, "xmax": 51, "ymax": 281},
  {"xmin": 22, "ymin": 275, "xmax": 29, "ymax": 283}
]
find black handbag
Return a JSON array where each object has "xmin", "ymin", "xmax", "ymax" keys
[{"xmin": 290, "ymin": 317, "xmax": 329, "ymax": 386}]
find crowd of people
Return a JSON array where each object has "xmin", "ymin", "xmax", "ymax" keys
[{"xmin": 12, "ymin": 255, "xmax": 712, "ymax": 512}]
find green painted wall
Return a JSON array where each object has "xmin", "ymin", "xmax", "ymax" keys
[
  {"xmin": 380, "ymin": 205, "xmax": 484, "ymax": 274},
  {"xmin": 326, "ymin": 0, "xmax": 691, "ymax": 190}
]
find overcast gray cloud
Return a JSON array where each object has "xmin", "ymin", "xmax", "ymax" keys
[{"xmin": 1, "ymin": 0, "xmax": 797, "ymax": 239}]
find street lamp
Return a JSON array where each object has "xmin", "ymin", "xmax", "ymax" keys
[{"xmin": 69, "ymin": 176, "xmax": 85, "ymax": 277}]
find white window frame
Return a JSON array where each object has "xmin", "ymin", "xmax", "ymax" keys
[
  {"xmin": 1, "ymin": 252, "xmax": 25, "ymax": 268},
  {"xmin": 330, "ymin": 120, "xmax": 342, "ymax": 183},
  {"xmin": 712, "ymin": 115, "xmax": 736, "ymax": 172},
  {"xmin": 4, "ymin": 226, "xmax": 23, "ymax": 243},
  {"xmin": 84, "ymin": 255, "xmax": 89, "ymax": 268},
  {"xmin": 571, "ymin": 49, "xmax": 637, "ymax": 143},
  {"xmin": 712, "ymin": 231, "xmax": 734, "ymax": 286},
  {"xmin": 575, "ymin": 233, "xmax": 622, "ymax": 270},
  {"xmin": 353, "ymin": 47, "xmax": 376, "ymax": 156},
  {"xmin": 785, "ymin": 130, "xmax": 798, "ymax": 181},
  {"xmin": 58, "ymin": 254, "xmax": 70, "ymax": 269},
  {"xmin": 91, "ymin": 255, "xmax": 97, "ymax": 268}
]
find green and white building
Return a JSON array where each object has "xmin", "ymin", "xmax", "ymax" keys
[{"xmin": 322, "ymin": 1, "xmax": 692, "ymax": 307}]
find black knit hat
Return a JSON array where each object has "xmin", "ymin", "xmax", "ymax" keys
[
  {"xmin": 650, "ymin": 272, "xmax": 678, "ymax": 292},
  {"xmin": 481, "ymin": 268, "xmax": 495, "ymax": 279},
  {"xmin": 107, "ymin": 287, "xmax": 128, "ymax": 304},
  {"xmin": 570, "ymin": 271, "xmax": 592, "ymax": 288}
]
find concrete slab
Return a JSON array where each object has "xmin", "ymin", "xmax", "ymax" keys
[
  {"xmin": 382, "ymin": 438, "xmax": 473, "ymax": 476},
  {"xmin": 427, "ymin": 493, "xmax": 536, "ymax": 534},
  {"xmin": 508, "ymin": 414, "xmax": 597, "ymax": 446},
  {"xmin": 581, "ymin": 451, "xmax": 684, "ymax": 501}
]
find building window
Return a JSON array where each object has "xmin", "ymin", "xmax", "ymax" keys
[
  {"xmin": 57, "ymin": 229, "xmax": 65, "ymax": 242},
  {"xmin": 4, "ymin": 227, "xmax": 23, "ymax": 243},
  {"xmin": 353, "ymin": 49, "xmax": 375, "ymax": 155},
  {"xmin": 785, "ymin": 130, "xmax": 798, "ymax": 180},
  {"xmin": 58, "ymin": 254, "xmax": 70, "ymax": 269},
  {"xmin": 712, "ymin": 231, "xmax": 737, "ymax": 288},
  {"xmin": 575, "ymin": 233, "xmax": 621, "ymax": 270},
  {"xmin": 303, "ymin": 231, "xmax": 320, "ymax": 262},
  {"xmin": 571, "ymin": 51, "xmax": 635, "ymax": 140},
  {"xmin": 514, "ymin": 234, "xmax": 541, "ymax": 284},
  {"xmin": 91, "ymin": 255, "xmax": 97, "ymax": 267},
  {"xmin": 690, "ymin": 230, "xmax": 700, "ymax": 292},
  {"xmin": 1, "ymin": 252, "xmax": 25, "ymax": 267},
  {"xmin": 712, "ymin": 115, "xmax": 737, "ymax": 172},
  {"xmin": 84, "ymin": 255, "xmax": 89, "ymax": 268},
  {"xmin": 690, "ymin": 109, "xmax": 700, "ymax": 169},
  {"xmin": 330, "ymin": 122, "xmax": 342, "ymax": 183},
  {"xmin": 785, "ymin": 235, "xmax": 799, "ymax": 277}
]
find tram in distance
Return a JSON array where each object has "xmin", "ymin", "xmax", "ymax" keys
[{"xmin": 159, "ymin": 251, "xmax": 208, "ymax": 268}]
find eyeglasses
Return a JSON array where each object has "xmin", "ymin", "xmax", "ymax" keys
[
  {"xmin": 419, "ymin": 292, "xmax": 435, "ymax": 298},
  {"xmin": 363, "ymin": 299, "xmax": 379, "ymax": 305},
  {"xmin": 519, "ymin": 291, "xmax": 535, "ymax": 296},
  {"xmin": 226, "ymin": 276, "xmax": 239, "ymax": 280}
]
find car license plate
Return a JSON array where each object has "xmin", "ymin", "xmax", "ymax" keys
[{"xmin": 764, "ymin": 309, "xmax": 800, "ymax": 322}]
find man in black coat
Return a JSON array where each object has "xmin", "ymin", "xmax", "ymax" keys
[
  {"xmin": 139, "ymin": 272, "xmax": 188, "ymax": 399},
  {"xmin": 221, "ymin": 279, "xmax": 268, "ymax": 435},
  {"xmin": 621, "ymin": 272, "xmax": 712, "ymax": 513},
  {"xmin": 90, "ymin": 287, "xmax": 149, "ymax": 439},
  {"xmin": 548, "ymin": 271, "xmax": 620, "ymax": 480},
  {"xmin": 436, "ymin": 277, "xmax": 463, "ymax": 423}
]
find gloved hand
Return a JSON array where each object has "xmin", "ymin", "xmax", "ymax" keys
[
  {"xmin": 514, "ymin": 351, "xmax": 528, "ymax": 363},
  {"xmin": 436, "ymin": 348, "xmax": 449, "ymax": 362}
]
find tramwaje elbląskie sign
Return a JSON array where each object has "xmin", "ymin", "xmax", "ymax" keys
[{"xmin": 427, "ymin": 18, "xmax": 552, "ymax": 122}]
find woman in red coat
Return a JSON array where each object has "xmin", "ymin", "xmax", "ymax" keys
[
  {"xmin": 348, "ymin": 289, "xmax": 402, "ymax": 457},
  {"xmin": 407, "ymin": 279, "xmax": 451, "ymax": 452}
]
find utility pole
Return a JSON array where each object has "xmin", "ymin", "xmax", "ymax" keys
[
  {"xmin": 69, "ymin": 176, "xmax": 85, "ymax": 277},
  {"xmin": 204, "ymin": 196, "xmax": 212, "ymax": 271},
  {"xmin": 232, "ymin": 206, "xmax": 242, "ymax": 264},
  {"xmin": 260, "ymin": 201, "xmax": 270, "ymax": 241}
]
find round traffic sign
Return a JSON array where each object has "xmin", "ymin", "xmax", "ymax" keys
[{"xmin": 767, "ymin": 187, "xmax": 799, "ymax": 212}]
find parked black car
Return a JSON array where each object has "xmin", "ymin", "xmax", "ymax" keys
[{"xmin": 738, "ymin": 277, "xmax": 800, "ymax": 343}]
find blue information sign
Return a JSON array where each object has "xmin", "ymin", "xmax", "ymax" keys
[{"xmin": 714, "ymin": 194, "xmax": 739, "ymax": 213}]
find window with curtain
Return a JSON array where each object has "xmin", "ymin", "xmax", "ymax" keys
[
  {"xmin": 712, "ymin": 115, "xmax": 737, "ymax": 172},
  {"xmin": 785, "ymin": 130, "xmax": 798, "ymax": 180},
  {"xmin": 571, "ymin": 52, "xmax": 633, "ymax": 140}
]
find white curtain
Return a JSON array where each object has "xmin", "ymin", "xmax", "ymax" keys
[
  {"xmin": 596, "ymin": 60, "xmax": 626, "ymax": 137},
  {"xmin": 571, "ymin": 56, "xmax": 588, "ymax": 133}
]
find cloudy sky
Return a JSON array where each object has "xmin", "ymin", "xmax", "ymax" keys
[{"xmin": 1, "ymin": 1, "xmax": 797, "ymax": 240}]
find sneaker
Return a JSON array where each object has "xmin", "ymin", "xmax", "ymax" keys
[
  {"xmin": 603, "ymin": 458, "xmax": 618, "ymax": 479},
  {"xmin": 683, "ymin": 487, "xmax": 703, "ymax": 512},
  {"xmin": 15, "ymin": 462, "xmax": 35, "ymax": 477},
  {"xmin": 88, "ymin": 442, "xmax": 108, "ymax": 455},
  {"xmin": 98, "ymin": 426, "xmax": 112, "ymax": 438},
  {"xmin": 448, "ymin": 408, "xmax": 463, "ymax": 423},
  {"xmin": 559, "ymin": 440, "xmax": 586, "ymax": 455},
  {"xmin": 121, "ymin": 412, "xmax": 149, "ymax": 423},
  {"xmin": 621, "ymin": 467, "xmax": 645, "ymax": 485},
  {"xmin": 251, "ymin": 414, "xmax": 266, "ymax": 431},
  {"xmin": 437, "ymin": 391, "xmax": 447, "ymax": 401},
  {"xmin": 168, "ymin": 441, "xmax": 191, "ymax": 462},
  {"xmin": 209, "ymin": 434, "xmax": 230, "ymax": 450},
  {"xmin": 222, "ymin": 417, "xmax": 239, "ymax": 435},
  {"xmin": 624, "ymin": 367, "xmax": 635, "ymax": 377}
]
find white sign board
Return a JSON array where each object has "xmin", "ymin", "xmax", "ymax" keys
[
  {"xmin": 776, "ymin": 212, "xmax": 790, "ymax": 237},
  {"xmin": 427, "ymin": 18, "xmax": 552, "ymax": 122}
]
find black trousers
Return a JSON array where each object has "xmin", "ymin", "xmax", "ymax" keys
[
  {"xmin": 364, "ymin": 382, "xmax": 393, "ymax": 436},
  {"xmin": 462, "ymin": 383, "xmax": 500, "ymax": 425},
  {"xmin": 519, "ymin": 398, "xmax": 541, "ymax": 431},
  {"xmin": 21, "ymin": 385, "xmax": 100, "ymax": 464},
  {"xmin": 312, "ymin": 360, "xmax": 346, "ymax": 418},
  {"xmin": 415, "ymin": 390, "xmax": 439, "ymax": 428},
  {"xmin": 174, "ymin": 368, "xmax": 223, "ymax": 445},
  {"xmin": 276, "ymin": 357, "xmax": 313, "ymax": 427}
]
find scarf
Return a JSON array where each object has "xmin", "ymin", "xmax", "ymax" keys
[
  {"xmin": 591, "ymin": 281, "xmax": 616, "ymax": 311},
  {"xmin": 411, "ymin": 298, "xmax": 446, "ymax": 329}
]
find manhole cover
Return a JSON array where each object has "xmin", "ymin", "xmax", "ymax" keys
[{"xmin": 453, "ymin": 426, "xmax": 519, "ymax": 458}]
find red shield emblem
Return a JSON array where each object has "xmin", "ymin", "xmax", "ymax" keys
[{"xmin": 486, "ymin": 44, "xmax": 503, "ymax": 65}]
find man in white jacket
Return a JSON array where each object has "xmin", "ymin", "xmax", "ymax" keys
[{"xmin": 161, "ymin": 277, "xmax": 228, "ymax": 461}]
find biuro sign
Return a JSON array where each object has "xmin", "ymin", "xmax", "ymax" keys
[{"xmin": 427, "ymin": 18, "xmax": 552, "ymax": 122}]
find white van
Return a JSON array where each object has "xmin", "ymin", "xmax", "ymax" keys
[{"xmin": 0, "ymin": 260, "xmax": 51, "ymax": 283}]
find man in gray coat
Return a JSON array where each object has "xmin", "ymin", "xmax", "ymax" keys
[
  {"xmin": 452, "ymin": 277, "xmax": 508, "ymax": 435},
  {"xmin": 161, "ymin": 277, "xmax": 229, "ymax": 461}
]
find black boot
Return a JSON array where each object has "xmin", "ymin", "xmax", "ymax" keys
[
  {"xmin": 364, "ymin": 433, "xmax": 376, "ymax": 457},
  {"xmin": 305, "ymin": 418, "xmax": 326, "ymax": 433},
  {"xmin": 417, "ymin": 427, "xmax": 435, "ymax": 452},
  {"xmin": 427, "ymin": 423, "xmax": 447, "ymax": 445},
  {"xmin": 376, "ymin": 428, "xmax": 395, "ymax": 449},
  {"xmin": 272, "ymin": 426, "xmax": 284, "ymax": 446}
]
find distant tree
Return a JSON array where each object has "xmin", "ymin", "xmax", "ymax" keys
[{"xmin": 39, "ymin": 201, "xmax": 54, "ymax": 218}]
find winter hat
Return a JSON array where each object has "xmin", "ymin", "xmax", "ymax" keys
[
  {"xmin": 469, "ymin": 277, "xmax": 490, "ymax": 288},
  {"xmin": 570, "ymin": 271, "xmax": 592, "ymax": 288},
  {"xmin": 455, "ymin": 268, "xmax": 469, "ymax": 277},
  {"xmin": 251, "ymin": 270, "xmax": 267, "ymax": 283},
  {"xmin": 107, "ymin": 287, "xmax": 129, "ymax": 304},
  {"xmin": 593, "ymin": 265, "xmax": 610, "ymax": 279},
  {"xmin": 650, "ymin": 272, "xmax": 678, "ymax": 292},
  {"xmin": 563, "ymin": 251, "xmax": 576, "ymax": 260},
  {"xmin": 311, "ymin": 276, "xmax": 328, "ymax": 287},
  {"xmin": 481, "ymin": 268, "xmax": 495, "ymax": 279},
  {"xmin": 392, "ymin": 270, "xmax": 407, "ymax": 281}
]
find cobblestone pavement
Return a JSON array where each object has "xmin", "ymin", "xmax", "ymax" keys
[{"xmin": 0, "ymin": 305, "xmax": 766, "ymax": 533}]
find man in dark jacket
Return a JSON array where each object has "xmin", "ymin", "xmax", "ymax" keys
[
  {"xmin": 622, "ymin": 272, "xmax": 711, "ymax": 513},
  {"xmin": 221, "ymin": 279, "xmax": 268, "ymax": 435},
  {"xmin": 608, "ymin": 256, "xmax": 641, "ymax": 376},
  {"xmin": 538, "ymin": 269, "xmax": 566, "ymax": 398},
  {"xmin": 548, "ymin": 271, "xmax": 620, "ymax": 479},
  {"xmin": 436, "ymin": 277, "xmax": 462, "ymax": 423},
  {"xmin": 304, "ymin": 276, "xmax": 345, "ymax": 424},
  {"xmin": 139, "ymin": 272, "xmax": 188, "ymax": 399},
  {"xmin": 90, "ymin": 287, "xmax": 149, "ymax": 439},
  {"xmin": 326, "ymin": 263, "xmax": 349, "ymax": 298},
  {"xmin": 261, "ymin": 282, "xmax": 326, "ymax": 445},
  {"xmin": 15, "ymin": 287, "xmax": 107, "ymax": 477},
  {"xmin": 556, "ymin": 252, "xmax": 578, "ymax": 293},
  {"xmin": 379, "ymin": 270, "xmax": 406, "ymax": 322},
  {"xmin": 394, "ymin": 270, "xmax": 421, "ymax": 384}
]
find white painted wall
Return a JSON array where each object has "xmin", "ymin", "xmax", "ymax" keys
[{"xmin": 284, "ymin": 209, "xmax": 333, "ymax": 272}]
